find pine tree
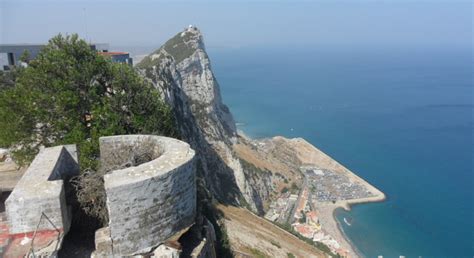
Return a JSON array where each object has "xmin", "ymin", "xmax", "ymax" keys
[{"xmin": 0, "ymin": 34, "xmax": 178, "ymax": 223}]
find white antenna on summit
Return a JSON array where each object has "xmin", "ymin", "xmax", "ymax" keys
[{"xmin": 83, "ymin": 7, "xmax": 89, "ymax": 42}]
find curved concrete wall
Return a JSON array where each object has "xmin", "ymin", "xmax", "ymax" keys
[{"xmin": 100, "ymin": 135, "xmax": 196, "ymax": 255}]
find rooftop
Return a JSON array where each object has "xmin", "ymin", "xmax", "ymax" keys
[{"xmin": 98, "ymin": 51, "xmax": 129, "ymax": 56}]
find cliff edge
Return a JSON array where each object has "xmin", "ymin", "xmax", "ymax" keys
[
  {"xmin": 137, "ymin": 26, "xmax": 274, "ymax": 212},
  {"xmin": 137, "ymin": 26, "xmax": 385, "ymax": 257}
]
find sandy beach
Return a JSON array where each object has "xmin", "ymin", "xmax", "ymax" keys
[
  {"xmin": 292, "ymin": 136, "xmax": 386, "ymax": 257},
  {"xmin": 269, "ymin": 135, "xmax": 386, "ymax": 257},
  {"xmin": 235, "ymin": 133, "xmax": 386, "ymax": 257},
  {"xmin": 315, "ymin": 176, "xmax": 386, "ymax": 258},
  {"xmin": 315, "ymin": 202, "xmax": 374, "ymax": 257}
]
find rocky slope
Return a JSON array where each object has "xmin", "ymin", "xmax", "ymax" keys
[
  {"xmin": 218, "ymin": 204, "xmax": 325, "ymax": 257},
  {"xmin": 137, "ymin": 26, "xmax": 372, "ymax": 215},
  {"xmin": 137, "ymin": 26, "xmax": 284, "ymax": 213},
  {"xmin": 136, "ymin": 27, "xmax": 386, "ymax": 257}
]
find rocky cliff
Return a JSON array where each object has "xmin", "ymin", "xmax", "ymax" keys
[
  {"xmin": 133, "ymin": 27, "xmax": 386, "ymax": 257},
  {"xmin": 137, "ymin": 26, "xmax": 301, "ymax": 214}
]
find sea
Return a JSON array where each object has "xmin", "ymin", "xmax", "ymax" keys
[{"xmin": 207, "ymin": 45, "xmax": 473, "ymax": 258}]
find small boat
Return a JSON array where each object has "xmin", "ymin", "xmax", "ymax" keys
[{"xmin": 343, "ymin": 217, "xmax": 352, "ymax": 226}]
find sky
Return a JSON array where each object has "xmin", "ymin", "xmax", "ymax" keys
[{"xmin": 0, "ymin": 0, "xmax": 472, "ymax": 50}]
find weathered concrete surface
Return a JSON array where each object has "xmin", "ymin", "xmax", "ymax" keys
[
  {"xmin": 5, "ymin": 145, "xmax": 79, "ymax": 234},
  {"xmin": 153, "ymin": 244, "xmax": 181, "ymax": 258},
  {"xmin": 0, "ymin": 166, "xmax": 25, "ymax": 192},
  {"xmin": 101, "ymin": 135, "xmax": 196, "ymax": 256},
  {"xmin": 0, "ymin": 214, "xmax": 9, "ymax": 255},
  {"xmin": 190, "ymin": 218, "xmax": 217, "ymax": 258},
  {"xmin": 91, "ymin": 227, "xmax": 113, "ymax": 258},
  {"xmin": 0, "ymin": 148, "xmax": 26, "ymax": 192}
]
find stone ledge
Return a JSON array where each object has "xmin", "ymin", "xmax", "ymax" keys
[
  {"xmin": 101, "ymin": 135, "xmax": 194, "ymax": 189},
  {"xmin": 5, "ymin": 145, "xmax": 79, "ymax": 234}
]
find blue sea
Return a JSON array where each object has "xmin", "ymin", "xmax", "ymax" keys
[{"xmin": 208, "ymin": 46, "xmax": 473, "ymax": 257}]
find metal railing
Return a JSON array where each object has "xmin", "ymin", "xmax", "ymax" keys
[{"xmin": 29, "ymin": 212, "xmax": 62, "ymax": 257}]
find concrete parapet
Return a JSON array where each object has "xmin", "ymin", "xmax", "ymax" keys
[
  {"xmin": 100, "ymin": 135, "xmax": 196, "ymax": 255},
  {"xmin": 5, "ymin": 145, "xmax": 79, "ymax": 234},
  {"xmin": 91, "ymin": 227, "xmax": 113, "ymax": 258},
  {"xmin": 190, "ymin": 218, "xmax": 217, "ymax": 258},
  {"xmin": 153, "ymin": 243, "xmax": 181, "ymax": 258}
]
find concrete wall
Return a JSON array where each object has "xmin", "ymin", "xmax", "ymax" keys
[
  {"xmin": 100, "ymin": 135, "xmax": 196, "ymax": 255},
  {"xmin": 153, "ymin": 244, "xmax": 181, "ymax": 258},
  {"xmin": 5, "ymin": 146, "xmax": 79, "ymax": 234},
  {"xmin": 110, "ymin": 54, "xmax": 133, "ymax": 65},
  {"xmin": 191, "ymin": 219, "xmax": 217, "ymax": 258}
]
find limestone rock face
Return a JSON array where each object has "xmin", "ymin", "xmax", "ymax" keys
[
  {"xmin": 137, "ymin": 27, "xmax": 270, "ymax": 212},
  {"xmin": 139, "ymin": 27, "xmax": 236, "ymax": 143}
]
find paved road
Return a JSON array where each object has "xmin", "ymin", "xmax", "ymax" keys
[{"xmin": 289, "ymin": 176, "xmax": 307, "ymax": 224}]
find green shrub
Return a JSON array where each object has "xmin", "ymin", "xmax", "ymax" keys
[
  {"xmin": 270, "ymin": 240, "xmax": 281, "ymax": 248},
  {"xmin": 0, "ymin": 34, "xmax": 178, "ymax": 224},
  {"xmin": 291, "ymin": 182, "xmax": 299, "ymax": 194},
  {"xmin": 249, "ymin": 248, "xmax": 268, "ymax": 258}
]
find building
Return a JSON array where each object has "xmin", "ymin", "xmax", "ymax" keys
[
  {"xmin": 293, "ymin": 224, "xmax": 315, "ymax": 239},
  {"xmin": 306, "ymin": 211, "xmax": 319, "ymax": 225},
  {"xmin": 0, "ymin": 43, "xmax": 131, "ymax": 71},
  {"xmin": 89, "ymin": 43, "xmax": 110, "ymax": 52},
  {"xmin": 0, "ymin": 44, "xmax": 44, "ymax": 70},
  {"xmin": 97, "ymin": 51, "xmax": 133, "ymax": 66}
]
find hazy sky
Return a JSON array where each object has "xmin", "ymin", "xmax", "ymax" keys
[{"xmin": 0, "ymin": 0, "xmax": 472, "ymax": 50}]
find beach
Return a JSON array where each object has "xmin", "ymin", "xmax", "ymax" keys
[
  {"xmin": 214, "ymin": 45, "xmax": 473, "ymax": 257},
  {"xmin": 312, "ymin": 147, "xmax": 386, "ymax": 257},
  {"xmin": 291, "ymin": 137, "xmax": 386, "ymax": 258},
  {"xmin": 315, "ymin": 192, "xmax": 386, "ymax": 258},
  {"xmin": 236, "ymin": 130, "xmax": 386, "ymax": 257}
]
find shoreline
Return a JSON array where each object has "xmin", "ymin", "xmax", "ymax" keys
[
  {"xmin": 291, "ymin": 135, "xmax": 386, "ymax": 257},
  {"xmin": 238, "ymin": 132, "xmax": 386, "ymax": 257},
  {"xmin": 292, "ymin": 134, "xmax": 386, "ymax": 257},
  {"xmin": 333, "ymin": 206, "xmax": 364, "ymax": 258},
  {"xmin": 308, "ymin": 168, "xmax": 385, "ymax": 258},
  {"xmin": 326, "ymin": 155, "xmax": 386, "ymax": 257},
  {"xmin": 237, "ymin": 131, "xmax": 386, "ymax": 257},
  {"xmin": 314, "ymin": 190, "xmax": 385, "ymax": 258},
  {"xmin": 309, "ymin": 166, "xmax": 385, "ymax": 258}
]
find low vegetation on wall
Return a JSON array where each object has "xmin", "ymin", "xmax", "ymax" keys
[
  {"xmin": 79, "ymin": 137, "xmax": 164, "ymax": 225},
  {"xmin": 0, "ymin": 34, "xmax": 179, "ymax": 224}
]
